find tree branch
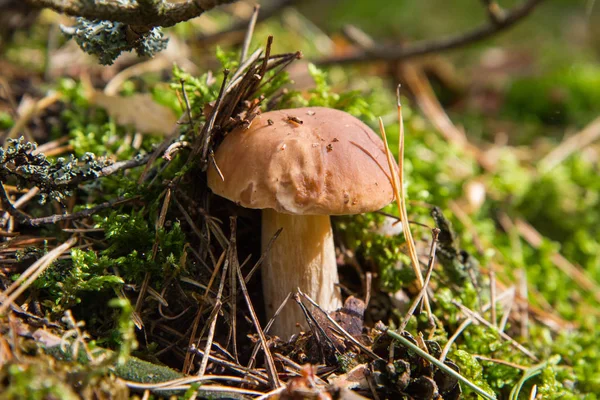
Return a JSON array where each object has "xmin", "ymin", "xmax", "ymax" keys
[
  {"xmin": 26, "ymin": 0, "xmax": 235, "ymax": 27},
  {"xmin": 316, "ymin": 0, "xmax": 546, "ymax": 66}
]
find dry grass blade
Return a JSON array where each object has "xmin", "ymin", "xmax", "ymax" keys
[
  {"xmin": 0, "ymin": 236, "xmax": 77, "ymax": 315},
  {"xmin": 439, "ymin": 318, "xmax": 472, "ymax": 363},
  {"xmin": 230, "ymin": 217, "xmax": 281, "ymax": 389},
  {"xmin": 191, "ymin": 348, "xmax": 270, "ymax": 385},
  {"xmin": 240, "ymin": 4, "xmax": 260, "ymax": 63},
  {"xmin": 474, "ymin": 355, "xmax": 529, "ymax": 371},
  {"xmin": 452, "ymin": 300, "xmax": 539, "ymax": 361},
  {"xmin": 539, "ymin": 116, "xmax": 600, "ymax": 172},
  {"xmin": 197, "ymin": 252, "xmax": 229, "ymax": 376},
  {"xmin": 6, "ymin": 91, "xmax": 61, "ymax": 140},
  {"xmin": 184, "ymin": 249, "xmax": 226, "ymax": 372},
  {"xmin": 515, "ymin": 218, "xmax": 600, "ymax": 304},
  {"xmin": 247, "ymin": 292, "xmax": 291, "ymax": 370},
  {"xmin": 490, "ymin": 270, "xmax": 497, "ymax": 327},
  {"xmin": 440, "ymin": 287, "xmax": 516, "ymax": 362},
  {"xmin": 125, "ymin": 382, "xmax": 264, "ymax": 396},
  {"xmin": 123, "ymin": 375, "xmax": 257, "ymax": 390},
  {"xmin": 244, "ymin": 228, "xmax": 282, "ymax": 284},
  {"xmin": 377, "ymin": 91, "xmax": 431, "ymax": 315}
]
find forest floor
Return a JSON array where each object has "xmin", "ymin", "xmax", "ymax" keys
[{"xmin": 1, "ymin": 1, "xmax": 600, "ymax": 399}]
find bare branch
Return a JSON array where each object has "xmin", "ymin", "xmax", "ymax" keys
[
  {"xmin": 26, "ymin": 0, "xmax": 235, "ymax": 27},
  {"xmin": 317, "ymin": 0, "xmax": 546, "ymax": 66}
]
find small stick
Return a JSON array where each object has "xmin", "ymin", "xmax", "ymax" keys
[
  {"xmin": 439, "ymin": 318, "xmax": 472, "ymax": 363},
  {"xmin": 228, "ymin": 220, "xmax": 239, "ymax": 363},
  {"xmin": 538, "ymin": 115, "xmax": 600, "ymax": 172},
  {"xmin": 246, "ymin": 292, "xmax": 292, "ymax": 370},
  {"xmin": 197, "ymin": 255, "xmax": 229, "ymax": 376},
  {"xmin": 298, "ymin": 290, "xmax": 382, "ymax": 361},
  {"xmin": 180, "ymin": 78, "xmax": 197, "ymax": 135},
  {"xmin": 240, "ymin": 4, "xmax": 260, "ymax": 64},
  {"xmin": 7, "ymin": 91, "xmax": 61, "ymax": 140},
  {"xmin": 498, "ymin": 287, "xmax": 516, "ymax": 333},
  {"xmin": 255, "ymin": 387, "xmax": 286, "ymax": 400},
  {"xmin": 231, "ymin": 217, "xmax": 281, "ymax": 388},
  {"xmin": 474, "ymin": 355, "xmax": 529, "ymax": 371},
  {"xmin": 0, "ymin": 183, "xmax": 30, "ymax": 224},
  {"xmin": 517, "ymin": 269, "xmax": 529, "ymax": 339},
  {"xmin": 293, "ymin": 293, "xmax": 340, "ymax": 362},
  {"xmin": 0, "ymin": 187, "xmax": 39, "ymax": 229},
  {"xmin": 182, "ymin": 250, "xmax": 227, "ymax": 375},
  {"xmin": 490, "ymin": 270, "xmax": 497, "ymax": 328},
  {"xmin": 199, "ymin": 69, "xmax": 230, "ymax": 164},
  {"xmin": 244, "ymin": 228, "xmax": 282, "ymax": 283},
  {"xmin": 208, "ymin": 151, "xmax": 225, "ymax": 182}
]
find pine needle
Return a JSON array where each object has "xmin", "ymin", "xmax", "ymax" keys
[{"xmin": 377, "ymin": 87, "xmax": 431, "ymax": 314}]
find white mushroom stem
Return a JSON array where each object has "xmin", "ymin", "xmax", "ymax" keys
[{"xmin": 261, "ymin": 208, "xmax": 343, "ymax": 339}]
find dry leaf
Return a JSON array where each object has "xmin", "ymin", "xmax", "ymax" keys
[{"xmin": 91, "ymin": 92, "xmax": 178, "ymax": 135}]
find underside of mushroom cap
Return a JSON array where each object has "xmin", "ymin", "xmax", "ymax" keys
[{"xmin": 208, "ymin": 107, "xmax": 398, "ymax": 215}]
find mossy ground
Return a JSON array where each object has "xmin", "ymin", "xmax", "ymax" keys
[{"xmin": 1, "ymin": 2, "xmax": 600, "ymax": 399}]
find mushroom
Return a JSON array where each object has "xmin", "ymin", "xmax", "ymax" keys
[{"xmin": 207, "ymin": 107, "xmax": 398, "ymax": 339}]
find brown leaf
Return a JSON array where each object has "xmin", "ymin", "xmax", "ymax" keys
[{"xmin": 91, "ymin": 92, "xmax": 178, "ymax": 135}]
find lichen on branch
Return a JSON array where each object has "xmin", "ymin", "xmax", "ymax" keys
[{"xmin": 27, "ymin": 0, "xmax": 235, "ymax": 27}]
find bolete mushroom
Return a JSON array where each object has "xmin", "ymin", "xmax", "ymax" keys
[{"xmin": 207, "ymin": 107, "xmax": 398, "ymax": 338}]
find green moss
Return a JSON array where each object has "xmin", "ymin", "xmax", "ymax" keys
[
  {"xmin": 35, "ymin": 249, "xmax": 124, "ymax": 314},
  {"xmin": 504, "ymin": 64, "xmax": 600, "ymax": 128},
  {"xmin": 0, "ymin": 111, "xmax": 14, "ymax": 130},
  {"xmin": 1, "ymin": 362, "xmax": 86, "ymax": 400}
]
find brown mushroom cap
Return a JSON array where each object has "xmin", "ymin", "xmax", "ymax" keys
[{"xmin": 207, "ymin": 107, "xmax": 397, "ymax": 215}]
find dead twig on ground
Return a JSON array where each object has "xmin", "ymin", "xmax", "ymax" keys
[{"xmin": 538, "ymin": 116, "xmax": 600, "ymax": 173}]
